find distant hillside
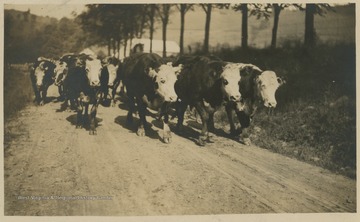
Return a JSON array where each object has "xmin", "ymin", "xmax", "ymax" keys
[
  {"xmin": 5, "ymin": 9, "xmax": 86, "ymax": 63},
  {"xmin": 149, "ymin": 4, "xmax": 355, "ymax": 51}
]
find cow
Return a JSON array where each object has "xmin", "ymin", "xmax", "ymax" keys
[
  {"xmin": 173, "ymin": 55, "xmax": 245, "ymax": 146},
  {"xmin": 100, "ymin": 56, "xmax": 122, "ymax": 107},
  {"xmin": 122, "ymin": 52, "xmax": 183, "ymax": 143},
  {"xmin": 62, "ymin": 53, "xmax": 104, "ymax": 134},
  {"xmin": 226, "ymin": 65, "xmax": 284, "ymax": 145},
  {"xmin": 53, "ymin": 60, "xmax": 69, "ymax": 101},
  {"xmin": 30, "ymin": 57, "xmax": 56, "ymax": 106}
]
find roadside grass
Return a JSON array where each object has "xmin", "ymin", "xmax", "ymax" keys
[
  {"xmin": 209, "ymin": 43, "xmax": 356, "ymax": 179},
  {"xmin": 4, "ymin": 64, "xmax": 34, "ymax": 120}
]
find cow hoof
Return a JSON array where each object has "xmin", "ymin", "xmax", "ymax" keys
[
  {"xmin": 163, "ymin": 137, "xmax": 172, "ymax": 144},
  {"xmin": 207, "ymin": 136, "xmax": 215, "ymax": 143},
  {"xmin": 89, "ymin": 130, "xmax": 97, "ymax": 135},
  {"xmin": 39, "ymin": 101, "xmax": 44, "ymax": 106},
  {"xmin": 196, "ymin": 136, "xmax": 207, "ymax": 146},
  {"xmin": 136, "ymin": 128, "xmax": 145, "ymax": 137},
  {"xmin": 239, "ymin": 137, "xmax": 251, "ymax": 146},
  {"xmin": 76, "ymin": 125, "xmax": 82, "ymax": 129}
]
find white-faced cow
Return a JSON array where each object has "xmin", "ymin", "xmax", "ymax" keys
[
  {"xmin": 226, "ymin": 65, "xmax": 284, "ymax": 145},
  {"xmin": 173, "ymin": 55, "xmax": 244, "ymax": 146},
  {"xmin": 122, "ymin": 52, "xmax": 182, "ymax": 143},
  {"xmin": 100, "ymin": 56, "xmax": 122, "ymax": 107},
  {"xmin": 53, "ymin": 60, "xmax": 68, "ymax": 101},
  {"xmin": 62, "ymin": 53, "xmax": 104, "ymax": 134},
  {"xmin": 30, "ymin": 57, "xmax": 56, "ymax": 105}
]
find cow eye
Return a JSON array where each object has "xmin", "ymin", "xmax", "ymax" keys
[{"xmin": 223, "ymin": 79, "xmax": 228, "ymax": 85}]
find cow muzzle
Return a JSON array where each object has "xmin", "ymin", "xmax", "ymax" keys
[
  {"xmin": 264, "ymin": 100, "xmax": 277, "ymax": 108},
  {"xmin": 90, "ymin": 80, "xmax": 101, "ymax": 87},
  {"xmin": 229, "ymin": 94, "xmax": 241, "ymax": 102}
]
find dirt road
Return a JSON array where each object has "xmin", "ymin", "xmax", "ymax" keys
[{"xmin": 4, "ymin": 85, "xmax": 356, "ymax": 216}]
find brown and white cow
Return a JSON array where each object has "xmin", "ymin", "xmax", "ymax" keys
[
  {"xmin": 122, "ymin": 52, "xmax": 182, "ymax": 143},
  {"xmin": 53, "ymin": 60, "xmax": 69, "ymax": 101},
  {"xmin": 100, "ymin": 56, "xmax": 122, "ymax": 107},
  {"xmin": 174, "ymin": 55, "xmax": 244, "ymax": 146},
  {"xmin": 30, "ymin": 57, "xmax": 56, "ymax": 105},
  {"xmin": 226, "ymin": 65, "xmax": 284, "ymax": 145}
]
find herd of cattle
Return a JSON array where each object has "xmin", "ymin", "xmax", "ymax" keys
[{"xmin": 30, "ymin": 51, "xmax": 284, "ymax": 146}]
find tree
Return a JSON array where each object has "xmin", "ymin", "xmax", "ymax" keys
[
  {"xmin": 294, "ymin": 3, "xmax": 333, "ymax": 48},
  {"xmin": 158, "ymin": 4, "xmax": 173, "ymax": 57},
  {"xmin": 201, "ymin": 4, "xmax": 212, "ymax": 54},
  {"xmin": 233, "ymin": 4, "xmax": 249, "ymax": 48},
  {"xmin": 270, "ymin": 4, "xmax": 289, "ymax": 49},
  {"xmin": 177, "ymin": 4, "xmax": 193, "ymax": 55}
]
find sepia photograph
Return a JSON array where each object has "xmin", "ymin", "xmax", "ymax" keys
[{"xmin": 2, "ymin": 0, "xmax": 358, "ymax": 221}]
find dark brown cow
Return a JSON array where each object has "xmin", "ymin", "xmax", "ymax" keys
[
  {"xmin": 122, "ymin": 53, "xmax": 182, "ymax": 143},
  {"xmin": 226, "ymin": 65, "xmax": 284, "ymax": 145},
  {"xmin": 174, "ymin": 55, "xmax": 245, "ymax": 146}
]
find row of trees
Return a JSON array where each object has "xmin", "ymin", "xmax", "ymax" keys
[{"xmin": 78, "ymin": 3, "xmax": 335, "ymax": 58}]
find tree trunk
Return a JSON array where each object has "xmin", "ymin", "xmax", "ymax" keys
[
  {"xmin": 271, "ymin": 4, "xmax": 281, "ymax": 49},
  {"xmin": 305, "ymin": 4, "xmax": 316, "ymax": 47},
  {"xmin": 162, "ymin": 21, "xmax": 167, "ymax": 58},
  {"xmin": 117, "ymin": 38, "xmax": 120, "ymax": 59},
  {"xmin": 107, "ymin": 38, "xmax": 111, "ymax": 56},
  {"xmin": 112, "ymin": 38, "xmax": 116, "ymax": 56},
  {"xmin": 203, "ymin": 4, "xmax": 212, "ymax": 54},
  {"xmin": 149, "ymin": 5, "xmax": 156, "ymax": 53},
  {"xmin": 123, "ymin": 38, "xmax": 128, "ymax": 58},
  {"xmin": 179, "ymin": 4, "xmax": 186, "ymax": 55},
  {"xmin": 241, "ymin": 4, "xmax": 248, "ymax": 48}
]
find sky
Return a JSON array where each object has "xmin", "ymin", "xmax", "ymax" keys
[{"xmin": 4, "ymin": 4, "xmax": 86, "ymax": 19}]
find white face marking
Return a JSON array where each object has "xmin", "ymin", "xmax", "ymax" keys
[
  {"xmin": 220, "ymin": 63, "xmax": 242, "ymax": 102},
  {"xmin": 256, "ymin": 71, "xmax": 280, "ymax": 108},
  {"xmin": 106, "ymin": 64, "xmax": 119, "ymax": 86},
  {"xmin": 85, "ymin": 59, "xmax": 102, "ymax": 87},
  {"xmin": 34, "ymin": 62, "xmax": 47, "ymax": 87},
  {"xmin": 149, "ymin": 63, "xmax": 181, "ymax": 102},
  {"xmin": 54, "ymin": 61, "xmax": 68, "ymax": 86}
]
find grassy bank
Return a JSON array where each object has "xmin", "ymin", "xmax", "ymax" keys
[
  {"xmin": 4, "ymin": 64, "xmax": 34, "ymax": 120},
  {"xmin": 211, "ymin": 43, "xmax": 356, "ymax": 178}
]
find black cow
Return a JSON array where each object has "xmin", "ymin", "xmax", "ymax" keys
[
  {"xmin": 53, "ymin": 60, "xmax": 69, "ymax": 101},
  {"xmin": 227, "ymin": 65, "xmax": 284, "ymax": 145},
  {"xmin": 122, "ymin": 52, "xmax": 183, "ymax": 143},
  {"xmin": 62, "ymin": 53, "xmax": 104, "ymax": 134},
  {"xmin": 100, "ymin": 56, "xmax": 122, "ymax": 107},
  {"xmin": 173, "ymin": 55, "xmax": 245, "ymax": 146},
  {"xmin": 30, "ymin": 57, "xmax": 56, "ymax": 105}
]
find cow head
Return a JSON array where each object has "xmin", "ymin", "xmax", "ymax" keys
[
  {"xmin": 53, "ymin": 61, "xmax": 68, "ymax": 86},
  {"xmin": 219, "ymin": 63, "xmax": 243, "ymax": 103},
  {"xmin": 102, "ymin": 57, "xmax": 120, "ymax": 87},
  {"xmin": 85, "ymin": 58, "xmax": 103, "ymax": 87},
  {"xmin": 148, "ymin": 62, "xmax": 182, "ymax": 102},
  {"xmin": 34, "ymin": 61, "xmax": 55, "ymax": 89},
  {"xmin": 255, "ymin": 71, "xmax": 283, "ymax": 108}
]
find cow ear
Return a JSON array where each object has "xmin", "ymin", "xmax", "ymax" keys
[
  {"xmin": 147, "ymin": 67, "xmax": 157, "ymax": 78},
  {"xmin": 173, "ymin": 64, "xmax": 183, "ymax": 75},
  {"xmin": 208, "ymin": 61, "xmax": 225, "ymax": 77},
  {"xmin": 277, "ymin": 77, "xmax": 285, "ymax": 86}
]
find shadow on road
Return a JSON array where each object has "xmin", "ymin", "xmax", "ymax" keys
[
  {"xmin": 66, "ymin": 114, "xmax": 103, "ymax": 131},
  {"xmin": 114, "ymin": 115, "xmax": 160, "ymax": 140}
]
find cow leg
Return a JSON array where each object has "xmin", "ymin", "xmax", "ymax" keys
[
  {"xmin": 176, "ymin": 101, "xmax": 187, "ymax": 132},
  {"xmin": 161, "ymin": 102, "xmax": 172, "ymax": 143},
  {"xmin": 226, "ymin": 103, "xmax": 237, "ymax": 136},
  {"xmin": 136, "ymin": 98, "xmax": 147, "ymax": 137},
  {"xmin": 111, "ymin": 81, "xmax": 120, "ymax": 107},
  {"xmin": 57, "ymin": 85, "xmax": 64, "ymax": 101},
  {"xmin": 89, "ymin": 103, "xmax": 98, "ymax": 135},
  {"xmin": 40, "ymin": 88, "xmax": 48, "ymax": 106},
  {"xmin": 126, "ymin": 95, "xmax": 136, "ymax": 125},
  {"xmin": 236, "ymin": 111, "xmax": 251, "ymax": 145},
  {"xmin": 34, "ymin": 89, "xmax": 41, "ymax": 105},
  {"xmin": 76, "ymin": 101, "xmax": 83, "ymax": 129},
  {"xmin": 207, "ymin": 112, "xmax": 215, "ymax": 143},
  {"xmin": 194, "ymin": 102, "xmax": 210, "ymax": 146}
]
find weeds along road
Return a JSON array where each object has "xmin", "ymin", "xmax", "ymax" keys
[{"xmin": 4, "ymin": 85, "xmax": 356, "ymax": 216}]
